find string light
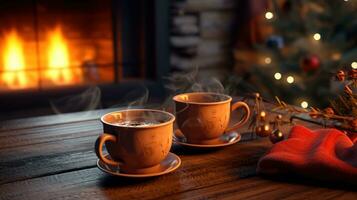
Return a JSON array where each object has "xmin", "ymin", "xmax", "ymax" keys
[
  {"xmin": 313, "ymin": 33, "xmax": 321, "ymax": 41},
  {"xmin": 301, "ymin": 101, "xmax": 309, "ymax": 109},
  {"xmin": 265, "ymin": 12, "xmax": 274, "ymax": 20},
  {"xmin": 274, "ymin": 72, "xmax": 282, "ymax": 80},
  {"xmin": 286, "ymin": 76, "xmax": 294, "ymax": 84},
  {"xmin": 352, "ymin": 62, "xmax": 357, "ymax": 69},
  {"xmin": 331, "ymin": 53, "xmax": 341, "ymax": 61},
  {"xmin": 264, "ymin": 57, "xmax": 272, "ymax": 64}
]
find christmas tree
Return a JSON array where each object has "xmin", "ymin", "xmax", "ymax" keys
[{"xmin": 230, "ymin": 0, "xmax": 357, "ymax": 108}]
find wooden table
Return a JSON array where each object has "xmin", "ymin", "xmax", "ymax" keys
[{"xmin": 0, "ymin": 107, "xmax": 356, "ymax": 200}]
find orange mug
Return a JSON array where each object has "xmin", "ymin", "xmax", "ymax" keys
[
  {"xmin": 173, "ymin": 92, "xmax": 250, "ymax": 144},
  {"xmin": 95, "ymin": 109, "xmax": 175, "ymax": 174}
]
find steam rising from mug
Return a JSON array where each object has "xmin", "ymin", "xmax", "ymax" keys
[
  {"xmin": 164, "ymin": 68, "xmax": 226, "ymax": 114},
  {"xmin": 50, "ymin": 86, "xmax": 101, "ymax": 114},
  {"xmin": 49, "ymin": 85, "xmax": 149, "ymax": 115},
  {"xmin": 109, "ymin": 86, "xmax": 152, "ymax": 121},
  {"xmin": 164, "ymin": 68, "xmax": 225, "ymax": 95},
  {"xmin": 49, "ymin": 68, "xmax": 226, "ymax": 115},
  {"xmin": 109, "ymin": 86, "xmax": 149, "ymax": 109}
]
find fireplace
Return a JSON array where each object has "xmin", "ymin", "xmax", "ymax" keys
[
  {"xmin": 0, "ymin": 0, "xmax": 120, "ymax": 91},
  {"xmin": 0, "ymin": 0, "xmax": 170, "ymax": 114}
]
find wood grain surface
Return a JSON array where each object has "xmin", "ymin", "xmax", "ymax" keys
[{"xmin": 0, "ymin": 103, "xmax": 356, "ymax": 200}]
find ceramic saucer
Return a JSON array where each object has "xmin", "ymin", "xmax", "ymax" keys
[
  {"xmin": 173, "ymin": 129, "xmax": 241, "ymax": 148},
  {"xmin": 97, "ymin": 152, "xmax": 181, "ymax": 178}
]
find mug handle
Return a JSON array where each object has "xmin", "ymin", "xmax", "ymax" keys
[
  {"xmin": 225, "ymin": 101, "xmax": 250, "ymax": 133},
  {"xmin": 95, "ymin": 133, "xmax": 122, "ymax": 166}
]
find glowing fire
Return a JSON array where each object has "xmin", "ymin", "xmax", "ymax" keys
[
  {"xmin": 0, "ymin": 26, "xmax": 83, "ymax": 89},
  {"xmin": 2, "ymin": 30, "xmax": 28, "ymax": 88},
  {"xmin": 46, "ymin": 26, "xmax": 81, "ymax": 84}
]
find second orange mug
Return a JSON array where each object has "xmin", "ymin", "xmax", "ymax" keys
[{"xmin": 173, "ymin": 92, "xmax": 250, "ymax": 144}]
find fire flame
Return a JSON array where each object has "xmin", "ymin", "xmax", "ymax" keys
[
  {"xmin": 1, "ymin": 26, "xmax": 83, "ymax": 89},
  {"xmin": 46, "ymin": 26, "xmax": 80, "ymax": 84},
  {"xmin": 2, "ymin": 30, "xmax": 28, "ymax": 88}
]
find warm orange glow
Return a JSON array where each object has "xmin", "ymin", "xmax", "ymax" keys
[
  {"xmin": 46, "ymin": 26, "xmax": 81, "ymax": 84},
  {"xmin": 2, "ymin": 30, "xmax": 28, "ymax": 88}
]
